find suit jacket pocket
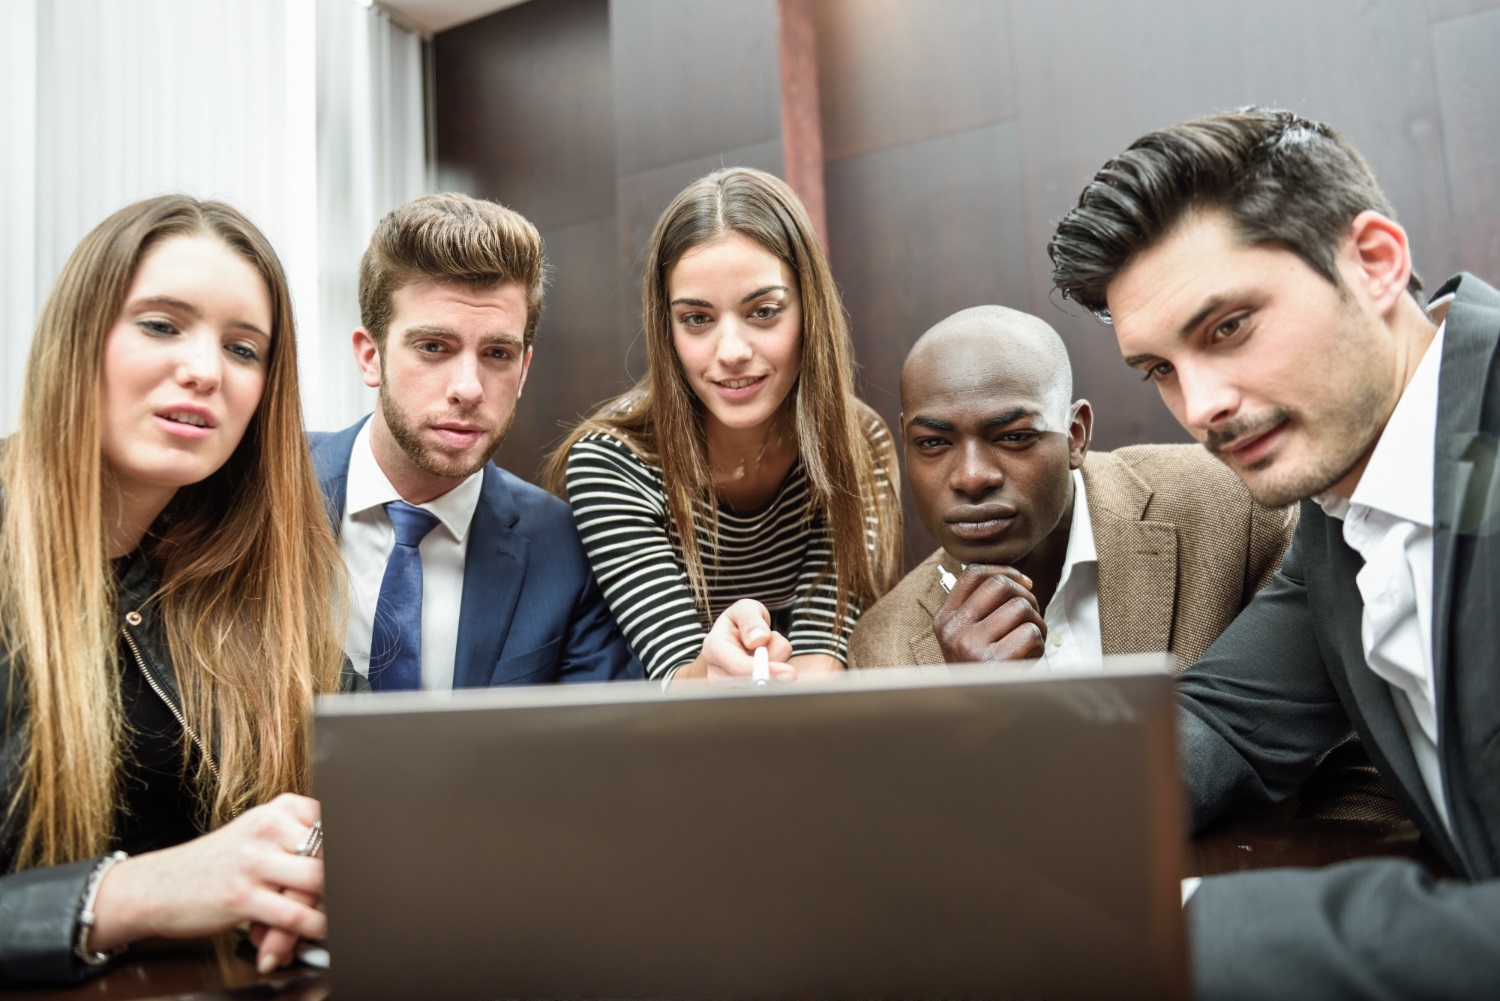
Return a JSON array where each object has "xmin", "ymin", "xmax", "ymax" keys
[{"xmin": 488, "ymin": 637, "xmax": 562, "ymax": 686}]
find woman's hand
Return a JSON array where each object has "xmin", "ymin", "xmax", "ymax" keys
[
  {"xmin": 85, "ymin": 793, "xmax": 326, "ymax": 965},
  {"xmin": 674, "ymin": 599, "xmax": 796, "ymax": 682}
]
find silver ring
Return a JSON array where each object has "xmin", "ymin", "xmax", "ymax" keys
[{"xmin": 295, "ymin": 820, "xmax": 324, "ymax": 858}]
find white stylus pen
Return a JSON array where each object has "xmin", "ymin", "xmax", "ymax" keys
[{"xmin": 752, "ymin": 645, "xmax": 770, "ymax": 687}]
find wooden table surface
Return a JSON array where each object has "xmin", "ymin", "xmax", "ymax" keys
[{"xmin": 8, "ymin": 816, "xmax": 1447, "ymax": 1000}]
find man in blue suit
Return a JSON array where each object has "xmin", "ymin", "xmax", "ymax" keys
[{"xmin": 312, "ymin": 193, "xmax": 642, "ymax": 689}]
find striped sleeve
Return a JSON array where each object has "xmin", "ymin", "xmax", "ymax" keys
[{"xmin": 564, "ymin": 434, "xmax": 710, "ymax": 680}]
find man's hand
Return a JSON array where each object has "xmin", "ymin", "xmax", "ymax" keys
[{"xmin": 932, "ymin": 564, "xmax": 1047, "ymax": 663}]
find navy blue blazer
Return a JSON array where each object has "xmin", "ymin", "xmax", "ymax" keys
[{"xmin": 310, "ymin": 418, "xmax": 643, "ymax": 687}]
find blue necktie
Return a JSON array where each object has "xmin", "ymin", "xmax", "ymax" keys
[{"xmin": 369, "ymin": 501, "xmax": 441, "ymax": 691}]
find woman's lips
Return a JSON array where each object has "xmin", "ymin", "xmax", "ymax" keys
[{"xmin": 711, "ymin": 375, "xmax": 767, "ymax": 401}]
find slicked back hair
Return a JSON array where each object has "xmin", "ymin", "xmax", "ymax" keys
[
  {"xmin": 1048, "ymin": 107, "xmax": 1421, "ymax": 322},
  {"xmin": 359, "ymin": 192, "xmax": 547, "ymax": 348}
]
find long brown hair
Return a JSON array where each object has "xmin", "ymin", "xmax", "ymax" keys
[
  {"xmin": 545, "ymin": 167, "xmax": 902, "ymax": 627},
  {"xmin": 1, "ymin": 195, "xmax": 346, "ymax": 867}
]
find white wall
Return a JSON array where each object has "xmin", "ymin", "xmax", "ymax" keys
[{"xmin": 0, "ymin": 0, "xmax": 430, "ymax": 435}]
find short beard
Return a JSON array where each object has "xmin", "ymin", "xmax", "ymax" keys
[{"xmin": 379, "ymin": 388, "xmax": 516, "ymax": 482}]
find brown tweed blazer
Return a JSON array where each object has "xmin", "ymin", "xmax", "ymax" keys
[{"xmin": 847, "ymin": 444, "xmax": 1295, "ymax": 671}]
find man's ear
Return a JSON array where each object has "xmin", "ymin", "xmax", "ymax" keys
[
  {"xmin": 353, "ymin": 328, "xmax": 383, "ymax": 389},
  {"xmin": 1068, "ymin": 400, "xmax": 1093, "ymax": 470},
  {"xmin": 516, "ymin": 345, "xmax": 534, "ymax": 398},
  {"xmin": 1344, "ymin": 210, "xmax": 1413, "ymax": 317}
]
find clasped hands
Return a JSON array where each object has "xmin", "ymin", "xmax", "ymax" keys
[{"xmin": 85, "ymin": 792, "xmax": 325, "ymax": 974}]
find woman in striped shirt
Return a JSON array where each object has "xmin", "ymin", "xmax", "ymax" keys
[{"xmin": 546, "ymin": 168, "xmax": 902, "ymax": 682}]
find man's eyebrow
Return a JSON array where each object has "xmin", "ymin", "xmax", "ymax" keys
[
  {"xmin": 907, "ymin": 416, "xmax": 954, "ymax": 432},
  {"xmin": 134, "ymin": 296, "xmax": 269, "ymax": 339},
  {"xmin": 401, "ymin": 325, "xmax": 457, "ymax": 341},
  {"xmin": 479, "ymin": 331, "xmax": 525, "ymax": 347},
  {"xmin": 1180, "ymin": 294, "xmax": 1233, "ymax": 339},
  {"xmin": 739, "ymin": 285, "xmax": 787, "ymax": 304},
  {"xmin": 983, "ymin": 407, "xmax": 1037, "ymax": 428},
  {"xmin": 1121, "ymin": 292, "xmax": 1246, "ymax": 369}
]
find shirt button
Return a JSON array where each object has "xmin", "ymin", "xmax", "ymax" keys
[{"xmin": 1050, "ymin": 632, "xmax": 1064, "ymax": 647}]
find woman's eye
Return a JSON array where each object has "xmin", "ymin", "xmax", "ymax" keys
[
  {"xmin": 227, "ymin": 342, "xmax": 262, "ymax": 363},
  {"xmin": 139, "ymin": 319, "xmax": 177, "ymax": 336},
  {"xmin": 751, "ymin": 304, "xmax": 781, "ymax": 320},
  {"xmin": 678, "ymin": 312, "xmax": 710, "ymax": 327}
]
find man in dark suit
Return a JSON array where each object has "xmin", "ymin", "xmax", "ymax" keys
[
  {"xmin": 312, "ymin": 193, "xmax": 641, "ymax": 689},
  {"xmin": 1050, "ymin": 107, "xmax": 1500, "ymax": 998}
]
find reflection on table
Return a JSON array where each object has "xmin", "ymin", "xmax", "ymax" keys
[{"xmin": 20, "ymin": 816, "xmax": 1445, "ymax": 1001}]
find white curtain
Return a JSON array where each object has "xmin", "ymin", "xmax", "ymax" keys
[
  {"xmin": 314, "ymin": 0, "xmax": 433, "ymax": 431},
  {"xmin": 0, "ymin": 0, "xmax": 429, "ymax": 435}
]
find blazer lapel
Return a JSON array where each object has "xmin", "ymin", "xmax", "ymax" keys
[
  {"xmin": 911, "ymin": 554, "xmax": 957, "ymax": 666},
  {"xmin": 1430, "ymin": 273, "xmax": 1500, "ymax": 875},
  {"xmin": 1083, "ymin": 455, "xmax": 1177, "ymax": 656},
  {"xmin": 1318, "ymin": 523, "xmax": 1456, "ymax": 846},
  {"xmin": 308, "ymin": 417, "xmax": 369, "ymax": 534},
  {"xmin": 452, "ymin": 464, "xmax": 527, "ymax": 689}
]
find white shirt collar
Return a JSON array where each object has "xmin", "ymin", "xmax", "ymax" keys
[
  {"xmin": 1316, "ymin": 319, "xmax": 1445, "ymax": 528},
  {"xmin": 346, "ymin": 419, "xmax": 485, "ymax": 543},
  {"xmin": 1057, "ymin": 468, "xmax": 1097, "ymax": 581}
]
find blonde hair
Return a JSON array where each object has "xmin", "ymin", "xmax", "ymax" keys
[
  {"xmin": 358, "ymin": 192, "xmax": 548, "ymax": 349},
  {"xmin": 1, "ymin": 195, "xmax": 346, "ymax": 867},
  {"xmin": 546, "ymin": 167, "xmax": 902, "ymax": 626}
]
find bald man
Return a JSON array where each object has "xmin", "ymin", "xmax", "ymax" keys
[{"xmin": 849, "ymin": 305, "xmax": 1296, "ymax": 671}]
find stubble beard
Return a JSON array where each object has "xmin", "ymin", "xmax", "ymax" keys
[
  {"xmin": 380, "ymin": 388, "xmax": 518, "ymax": 482},
  {"xmin": 1206, "ymin": 303, "xmax": 1395, "ymax": 508}
]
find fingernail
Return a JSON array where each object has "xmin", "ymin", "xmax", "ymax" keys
[
  {"xmin": 747, "ymin": 628, "xmax": 766, "ymax": 642},
  {"xmin": 258, "ymin": 954, "xmax": 278, "ymax": 975}
]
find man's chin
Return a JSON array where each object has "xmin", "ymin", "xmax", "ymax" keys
[{"xmin": 410, "ymin": 438, "xmax": 495, "ymax": 481}]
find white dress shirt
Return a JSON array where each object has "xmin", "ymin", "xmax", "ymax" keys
[
  {"xmin": 340, "ymin": 421, "xmax": 484, "ymax": 691},
  {"xmin": 1315, "ymin": 311, "xmax": 1450, "ymax": 833},
  {"xmin": 1033, "ymin": 469, "xmax": 1104, "ymax": 673}
]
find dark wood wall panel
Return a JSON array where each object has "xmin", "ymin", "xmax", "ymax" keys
[
  {"xmin": 814, "ymin": 0, "xmax": 1015, "ymax": 160},
  {"xmin": 434, "ymin": 0, "xmax": 1500, "ymax": 570},
  {"xmin": 1006, "ymin": 0, "xmax": 1460, "ymax": 450},
  {"xmin": 1431, "ymin": 8, "xmax": 1500, "ymax": 286},
  {"xmin": 433, "ymin": 0, "xmax": 614, "ymax": 228},
  {"xmin": 613, "ymin": 139, "xmax": 787, "ymax": 352},
  {"xmin": 496, "ymin": 214, "xmax": 633, "ymax": 477},
  {"xmin": 609, "ymin": 0, "xmax": 783, "ymax": 175},
  {"xmin": 825, "ymin": 123, "xmax": 1030, "ymax": 564},
  {"xmin": 434, "ymin": 0, "xmax": 618, "ymax": 483}
]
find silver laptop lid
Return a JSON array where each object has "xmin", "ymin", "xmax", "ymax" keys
[{"xmin": 317, "ymin": 658, "xmax": 1187, "ymax": 1000}]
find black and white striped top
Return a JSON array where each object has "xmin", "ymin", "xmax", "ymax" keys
[{"xmin": 565, "ymin": 432, "xmax": 867, "ymax": 680}]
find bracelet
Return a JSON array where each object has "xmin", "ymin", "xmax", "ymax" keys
[{"xmin": 74, "ymin": 850, "xmax": 129, "ymax": 967}]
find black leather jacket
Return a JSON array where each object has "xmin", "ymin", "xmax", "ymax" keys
[
  {"xmin": 0, "ymin": 552, "xmax": 192, "ymax": 983},
  {"xmin": 0, "ymin": 549, "xmax": 359, "ymax": 984}
]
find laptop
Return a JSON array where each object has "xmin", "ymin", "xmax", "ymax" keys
[{"xmin": 315, "ymin": 657, "xmax": 1188, "ymax": 999}]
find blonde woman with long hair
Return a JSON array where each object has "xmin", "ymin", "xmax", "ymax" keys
[
  {"xmin": 0, "ymin": 196, "xmax": 346, "ymax": 983},
  {"xmin": 546, "ymin": 168, "xmax": 902, "ymax": 682}
]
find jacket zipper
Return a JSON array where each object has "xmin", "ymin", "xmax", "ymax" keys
[{"xmin": 121, "ymin": 609, "xmax": 223, "ymax": 789}]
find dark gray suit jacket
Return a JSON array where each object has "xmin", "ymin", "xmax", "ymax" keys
[{"xmin": 1179, "ymin": 273, "xmax": 1500, "ymax": 1000}]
